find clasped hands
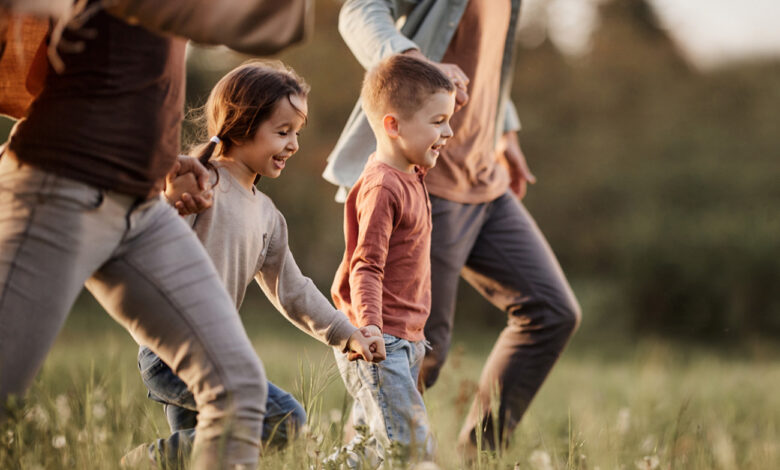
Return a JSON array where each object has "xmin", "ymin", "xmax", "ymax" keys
[
  {"xmin": 164, "ymin": 155, "xmax": 214, "ymax": 215},
  {"xmin": 346, "ymin": 325, "xmax": 386, "ymax": 363}
]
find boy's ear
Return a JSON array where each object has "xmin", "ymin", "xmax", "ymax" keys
[{"xmin": 382, "ymin": 114, "xmax": 399, "ymax": 138}]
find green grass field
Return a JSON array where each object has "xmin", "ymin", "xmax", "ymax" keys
[{"xmin": 1, "ymin": 294, "xmax": 778, "ymax": 470}]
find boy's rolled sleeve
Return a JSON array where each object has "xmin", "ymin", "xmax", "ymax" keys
[
  {"xmin": 339, "ymin": 0, "xmax": 418, "ymax": 70},
  {"xmin": 348, "ymin": 184, "xmax": 398, "ymax": 330}
]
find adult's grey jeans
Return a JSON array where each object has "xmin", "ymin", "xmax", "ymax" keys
[
  {"xmin": 0, "ymin": 151, "xmax": 267, "ymax": 469},
  {"xmin": 422, "ymin": 192, "xmax": 581, "ymax": 449}
]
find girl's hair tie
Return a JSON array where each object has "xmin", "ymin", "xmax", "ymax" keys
[{"xmin": 209, "ymin": 136, "xmax": 222, "ymax": 144}]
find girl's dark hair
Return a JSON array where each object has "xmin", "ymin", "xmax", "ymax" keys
[{"xmin": 191, "ymin": 60, "xmax": 310, "ymax": 184}]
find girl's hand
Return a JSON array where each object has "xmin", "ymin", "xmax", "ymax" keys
[
  {"xmin": 346, "ymin": 326, "xmax": 386, "ymax": 363},
  {"xmin": 165, "ymin": 157, "xmax": 214, "ymax": 215}
]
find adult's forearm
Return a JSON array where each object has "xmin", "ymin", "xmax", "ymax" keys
[
  {"xmin": 0, "ymin": 0, "xmax": 70, "ymax": 19},
  {"xmin": 339, "ymin": 0, "xmax": 417, "ymax": 69},
  {"xmin": 105, "ymin": 0, "xmax": 312, "ymax": 56}
]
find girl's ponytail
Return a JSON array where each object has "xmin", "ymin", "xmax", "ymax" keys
[
  {"xmin": 197, "ymin": 136, "xmax": 221, "ymax": 167},
  {"xmin": 192, "ymin": 135, "xmax": 221, "ymax": 186}
]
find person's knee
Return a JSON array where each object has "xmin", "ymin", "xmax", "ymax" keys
[
  {"xmin": 565, "ymin": 296, "xmax": 582, "ymax": 335},
  {"xmin": 554, "ymin": 295, "xmax": 581, "ymax": 340},
  {"xmin": 232, "ymin": 358, "xmax": 268, "ymax": 414},
  {"xmin": 517, "ymin": 294, "xmax": 581, "ymax": 342},
  {"xmin": 206, "ymin": 354, "xmax": 268, "ymax": 423}
]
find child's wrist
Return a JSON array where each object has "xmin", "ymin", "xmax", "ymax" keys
[
  {"xmin": 360, "ymin": 324, "xmax": 382, "ymax": 337},
  {"xmin": 163, "ymin": 191, "xmax": 178, "ymax": 206}
]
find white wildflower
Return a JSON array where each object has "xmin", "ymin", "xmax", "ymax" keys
[
  {"xmin": 55, "ymin": 395, "xmax": 71, "ymax": 423},
  {"xmin": 634, "ymin": 455, "xmax": 660, "ymax": 470},
  {"xmin": 640, "ymin": 435, "xmax": 656, "ymax": 453},
  {"xmin": 616, "ymin": 407, "xmax": 631, "ymax": 435},
  {"xmin": 411, "ymin": 462, "xmax": 440, "ymax": 470},
  {"xmin": 529, "ymin": 449, "xmax": 554, "ymax": 470},
  {"xmin": 52, "ymin": 434, "xmax": 67, "ymax": 449},
  {"xmin": 712, "ymin": 428, "xmax": 736, "ymax": 470},
  {"xmin": 92, "ymin": 402, "xmax": 107, "ymax": 420},
  {"xmin": 329, "ymin": 408, "xmax": 343, "ymax": 424}
]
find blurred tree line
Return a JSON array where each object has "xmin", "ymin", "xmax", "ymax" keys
[
  {"xmin": 2, "ymin": 0, "xmax": 777, "ymax": 343},
  {"xmin": 508, "ymin": 0, "xmax": 780, "ymax": 341}
]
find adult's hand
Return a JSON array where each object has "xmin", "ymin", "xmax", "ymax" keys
[
  {"xmin": 166, "ymin": 155, "xmax": 213, "ymax": 215},
  {"xmin": 174, "ymin": 155, "xmax": 211, "ymax": 190},
  {"xmin": 498, "ymin": 131, "xmax": 536, "ymax": 200},
  {"xmin": 403, "ymin": 48, "xmax": 469, "ymax": 112}
]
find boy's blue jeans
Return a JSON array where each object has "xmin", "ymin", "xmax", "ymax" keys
[
  {"xmin": 333, "ymin": 334, "xmax": 434, "ymax": 464},
  {"xmin": 138, "ymin": 346, "xmax": 305, "ymax": 464}
]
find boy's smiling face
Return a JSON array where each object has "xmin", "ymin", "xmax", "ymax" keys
[{"xmin": 388, "ymin": 90, "xmax": 456, "ymax": 171}]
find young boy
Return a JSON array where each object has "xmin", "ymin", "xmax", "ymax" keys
[{"xmin": 330, "ymin": 54, "xmax": 456, "ymax": 466}]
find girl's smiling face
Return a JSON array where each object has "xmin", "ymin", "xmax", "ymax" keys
[{"xmin": 231, "ymin": 93, "xmax": 308, "ymax": 179}]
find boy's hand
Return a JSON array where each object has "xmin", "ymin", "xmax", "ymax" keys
[
  {"xmin": 165, "ymin": 156, "xmax": 213, "ymax": 215},
  {"xmin": 346, "ymin": 326, "xmax": 386, "ymax": 363}
]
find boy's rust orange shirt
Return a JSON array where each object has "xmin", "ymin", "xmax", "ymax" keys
[{"xmin": 331, "ymin": 157, "xmax": 432, "ymax": 341}]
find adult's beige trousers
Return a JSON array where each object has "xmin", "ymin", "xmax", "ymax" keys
[{"xmin": 0, "ymin": 151, "xmax": 266, "ymax": 469}]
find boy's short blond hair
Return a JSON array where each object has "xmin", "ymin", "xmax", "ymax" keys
[{"xmin": 361, "ymin": 54, "xmax": 454, "ymax": 126}]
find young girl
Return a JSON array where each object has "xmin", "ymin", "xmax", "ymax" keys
[{"xmin": 124, "ymin": 61, "xmax": 385, "ymax": 467}]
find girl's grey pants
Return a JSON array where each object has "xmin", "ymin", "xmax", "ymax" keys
[{"xmin": 0, "ymin": 151, "xmax": 266, "ymax": 469}]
